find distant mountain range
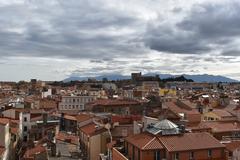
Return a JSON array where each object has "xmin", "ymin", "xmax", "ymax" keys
[{"xmin": 63, "ymin": 73, "xmax": 238, "ymax": 83}]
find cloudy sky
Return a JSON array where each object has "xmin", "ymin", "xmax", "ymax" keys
[{"xmin": 1, "ymin": 0, "xmax": 240, "ymax": 81}]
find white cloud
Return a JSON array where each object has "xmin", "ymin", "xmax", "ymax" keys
[{"xmin": 0, "ymin": 0, "xmax": 239, "ymax": 81}]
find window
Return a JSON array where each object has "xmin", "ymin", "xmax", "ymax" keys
[
  {"xmin": 24, "ymin": 126, "xmax": 28, "ymax": 132},
  {"xmin": 73, "ymin": 99, "xmax": 75, "ymax": 102},
  {"xmin": 174, "ymin": 152, "xmax": 179, "ymax": 160},
  {"xmin": 12, "ymin": 135, "xmax": 16, "ymax": 142},
  {"xmin": 208, "ymin": 149, "xmax": 212, "ymax": 157},
  {"xmin": 155, "ymin": 151, "xmax": 161, "ymax": 160},
  {"xmin": 132, "ymin": 146, "xmax": 135, "ymax": 160},
  {"xmin": 23, "ymin": 136, "xmax": 27, "ymax": 142},
  {"xmin": 80, "ymin": 105, "xmax": 83, "ymax": 110},
  {"xmin": 189, "ymin": 152, "xmax": 194, "ymax": 159},
  {"xmin": 24, "ymin": 117, "xmax": 27, "ymax": 122}
]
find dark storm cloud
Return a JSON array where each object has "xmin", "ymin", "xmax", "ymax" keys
[
  {"xmin": 2, "ymin": 0, "xmax": 240, "ymax": 60},
  {"xmin": 178, "ymin": 2, "xmax": 240, "ymax": 39},
  {"xmin": 221, "ymin": 49, "xmax": 240, "ymax": 56},
  {"xmin": 0, "ymin": 0, "xmax": 143, "ymax": 59},
  {"xmin": 144, "ymin": 1, "xmax": 240, "ymax": 55},
  {"xmin": 144, "ymin": 25, "xmax": 210, "ymax": 54}
]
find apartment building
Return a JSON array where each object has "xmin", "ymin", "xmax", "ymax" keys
[
  {"xmin": 79, "ymin": 123, "xmax": 109, "ymax": 160},
  {"xmin": 124, "ymin": 119, "xmax": 226, "ymax": 160},
  {"xmin": 86, "ymin": 99, "xmax": 142, "ymax": 115},
  {"xmin": 0, "ymin": 118, "xmax": 12, "ymax": 160},
  {"xmin": 58, "ymin": 95, "xmax": 96, "ymax": 111}
]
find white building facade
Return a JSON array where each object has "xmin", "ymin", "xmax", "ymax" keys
[{"xmin": 58, "ymin": 95, "xmax": 96, "ymax": 111}]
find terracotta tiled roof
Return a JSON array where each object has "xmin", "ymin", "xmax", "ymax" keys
[
  {"xmin": 224, "ymin": 141, "xmax": 240, "ymax": 152},
  {"xmin": 3, "ymin": 108, "xmax": 25, "ymax": 113},
  {"xmin": 0, "ymin": 118, "xmax": 10, "ymax": 125},
  {"xmin": 79, "ymin": 123, "xmax": 107, "ymax": 137},
  {"xmin": 30, "ymin": 115, "xmax": 43, "ymax": 122},
  {"xmin": 11, "ymin": 119, "xmax": 19, "ymax": 124},
  {"xmin": 148, "ymin": 108, "xmax": 181, "ymax": 120},
  {"xmin": 64, "ymin": 115, "xmax": 77, "ymax": 121},
  {"xmin": 56, "ymin": 132, "xmax": 79, "ymax": 145},
  {"xmin": 53, "ymin": 113, "xmax": 92, "ymax": 122},
  {"xmin": 210, "ymin": 109, "xmax": 234, "ymax": 117},
  {"xmin": 75, "ymin": 114, "xmax": 93, "ymax": 122},
  {"xmin": 198, "ymin": 121, "xmax": 240, "ymax": 133},
  {"xmin": 125, "ymin": 133, "xmax": 163, "ymax": 150},
  {"xmin": 29, "ymin": 109, "xmax": 46, "ymax": 114},
  {"xmin": 0, "ymin": 115, "xmax": 21, "ymax": 123},
  {"xmin": 111, "ymin": 115, "xmax": 142, "ymax": 124},
  {"xmin": 24, "ymin": 145, "xmax": 46, "ymax": 158},
  {"xmin": 159, "ymin": 132, "xmax": 225, "ymax": 152},
  {"xmin": 164, "ymin": 102, "xmax": 199, "ymax": 115},
  {"xmin": 180, "ymin": 100, "xmax": 197, "ymax": 109},
  {"xmin": 143, "ymin": 137, "xmax": 164, "ymax": 150},
  {"xmin": 90, "ymin": 99, "xmax": 140, "ymax": 107}
]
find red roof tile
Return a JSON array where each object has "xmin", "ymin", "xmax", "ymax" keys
[
  {"xmin": 24, "ymin": 145, "xmax": 46, "ymax": 158},
  {"xmin": 111, "ymin": 115, "xmax": 142, "ymax": 124},
  {"xmin": 90, "ymin": 99, "xmax": 140, "ymax": 107},
  {"xmin": 61, "ymin": 114, "xmax": 93, "ymax": 122},
  {"xmin": 79, "ymin": 123, "xmax": 107, "ymax": 137},
  {"xmin": 198, "ymin": 121, "xmax": 240, "ymax": 133},
  {"xmin": 56, "ymin": 132, "xmax": 79, "ymax": 145},
  {"xmin": 64, "ymin": 115, "xmax": 76, "ymax": 121},
  {"xmin": 125, "ymin": 133, "xmax": 163, "ymax": 150},
  {"xmin": 224, "ymin": 141, "xmax": 240, "ymax": 152},
  {"xmin": 210, "ymin": 109, "xmax": 234, "ymax": 118},
  {"xmin": 75, "ymin": 114, "xmax": 93, "ymax": 122},
  {"xmin": 0, "ymin": 118, "xmax": 10, "ymax": 125},
  {"xmin": 164, "ymin": 102, "xmax": 199, "ymax": 115},
  {"xmin": 159, "ymin": 132, "xmax": 225, "ymax": 152}
]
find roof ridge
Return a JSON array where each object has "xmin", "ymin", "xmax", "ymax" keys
[
  {"xmin": 142, "ymin": 137, "xmax": 156, "ymax": 149},
  {"xmin": 158, "ymin": 137, "xmax": 170, "ymax": 151}
]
